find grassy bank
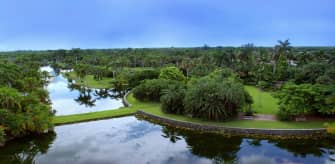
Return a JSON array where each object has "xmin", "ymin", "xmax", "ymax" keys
[
  {"xmin": 66, "ymin": 72, "xmax": 114, "ymax": 88},
  {"xmin": 53, "ymin": 94, "xmax": 160, "ymax": 125},
  {"xmin": 53, "ymin": 93, "xmax": 331, "ymax": 129},
  {"xmin": 135, "ymin": 94, "xmax": 328, "ymax": 129},
  {"xmin": 53, "ymin": 108, "xmax": 136, "ymax": 125}
]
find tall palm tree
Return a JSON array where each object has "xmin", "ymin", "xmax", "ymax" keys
[{"xmin": 272, "ymin": 39, "xmax": 291, "ymax": 74}]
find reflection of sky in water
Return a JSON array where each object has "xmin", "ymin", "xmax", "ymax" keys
[
  {"xmin": 40, "ymin": 66, "xmax": 123, "ymax": 116},
  {"xmin": 2, "ymin": 116, "xmax": 333, "ymax": 164},
  {"xmin": 30, "ymin": 116, "xmax": 334, "ymax": 164},
  {"xmin": 35, "ymin": 117, "xmax": 211, "ymax": 164}
]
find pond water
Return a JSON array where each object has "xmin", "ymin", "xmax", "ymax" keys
[
  {"xmin": 40, "ymin": 66, "xmax": 124, "ymax": 116},
  {"xmin": 0, "ymin": 116, "xmax": 334, "ymax": 164}
]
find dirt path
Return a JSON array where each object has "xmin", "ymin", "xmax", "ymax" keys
[
  {"xmin": 254, "ymin": 114, "xmax": 277, "ymax": 121},
  {"xmin": 240, "ymin": 113, "xmax": 277, "ymax": 121}
]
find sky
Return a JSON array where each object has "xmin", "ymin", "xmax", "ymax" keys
[{"xmin": 0, "ymin": 0, "xmax": 334, "ymax": 50}]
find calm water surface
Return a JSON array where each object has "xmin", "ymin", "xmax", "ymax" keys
[
  {"xmin": 40, "ymin": 66, "xmax": 124, "ymax": 116},
  {"xmin": 0, "ymin": 116, "xmax": 334, "ymax": 164}
]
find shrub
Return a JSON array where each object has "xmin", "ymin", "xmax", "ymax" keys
[
  {"xmin": 275, "ymin": 83, "xmax": 335, "ymax": 116},
  {"xmin": 133, "ymin": 79, "xmax": 177, "ymax": 102},
  {"xmin": 160, "ymin": 83, "xmax": 186, "ymax": 114},
  {"xmin": 276, "ymin": 109, "xmax": 292, "ymax": 121},
  {"xmin": 190, "ymin": 64, "xmax": 216, "ymax": 77},
  {"xmin": 244, "ymin": 91, "xmax": 254, "ymax": 116},
  {"xmin": 0, "ymin": 126, "xmax": 5, "ymax": 144},
  {"xmin": 127, "ymin": 69, "xmax": 160, "ymax": 88},
  {"xmin": 159, "ymin": 67, "xmax": 186, "ymax": 82},
  {"xmin": 184, "ymin": 77, "xmax": 246, "ymax": 121},
  {"xmin": 324, "ymin": 123, "xmax": 335, "ymax": 135}
]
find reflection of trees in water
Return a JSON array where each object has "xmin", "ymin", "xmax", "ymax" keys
[
  {"xmin": 50, "ymin": 65, "xmax": 60, "ymax": 76},
  {"xmin": 160, "ymin": 126, "xmax": 335, "ymax": 163},
  {"xmin": 161, "ymin": 126, "xmax": 241, "ymax": 163},
  {"xmin": 67, "ymin": 82, "xmax": 125, "ymax": 107},
  {"xmin": 74, "ymin": 87, "xmax": 96, "ymax": 107},
  {"xmin": 246, "ymin": 138, "xmax": 261, "ymax": 147},
  {"xmin": 0, "ymin": 132, "xmax": 56, "ymax": 164},
  {"xmin": 161, "ymin": 127, "xmax": 182, "ymax": 143},
  {"xmin": 268, "ymin": 138, "xmax": 335, "ymax": 158}
]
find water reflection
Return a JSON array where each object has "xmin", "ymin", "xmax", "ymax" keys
[
  {"xmin": 1, "ymin": 117, "xmax": 334, "ymax": 164},
  {"xmin": 0, "ymin": 133, "xmax": 56, "ymax": 164},
  {"xmin": 40, "ymin": 66, "xmax": 124, "ymax": 116}
]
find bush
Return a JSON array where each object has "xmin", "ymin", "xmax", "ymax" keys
[
  {"xmin": 324, "ymin": 123, "xmax": 335, "ymax": 135},
  {"xmin": 275, "ymin": 83, "xmax": 335, "ymax": 116},
  {"xmin": 159, "ymin": 67, "xmax": 186, "ymax": 82},
  {"xmin": 133, "ymin": 79, "xmax": 178, "ymax": 102},
  {"xmin": 190, "ymin": 64, "xmax": 216, "ymax": 77},
  {"xmin": 184, "ymin": 77, "xmax": 246, "ymax": 121},
  {"xmin": 0, "ymin": 126, "xmax": 5, "ymax": 143},
  {"xmin": 276, "ymin": 109, "xmax": 292, "ymax": 121},
  {"xmin": 128, "ymin": 69, "xmax": 160, "ymax": 88},
  {"xmin": 244, "ymin": 91, "xmax": 254, "ymax": 116},
  {"xmin": 160, "ymin": 83, "xmax": 186, "ymax": 114}
]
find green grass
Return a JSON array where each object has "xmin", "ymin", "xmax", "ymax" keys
[
  {"xmin": 245, "ymin": 85, "xmax": 279, "ymax": 114},
  {"xmin": 53, "ymin": 94, "xmax": 160, "ymax": 125},
  {"xmin": 128, "ymin": 94, "xmax": 330, "ymax": 129},
  {"xmin": 53, "ymin": 89, "xmax": 332, "ymax": 129},
  {"xmin": 66, "ymin": 72, "xmax": 114, "ymax": 88},
  {"xmin": 53, "ymin": 108, "xmax": 136, "ymax": 125}
]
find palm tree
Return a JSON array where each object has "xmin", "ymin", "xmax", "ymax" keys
[
  {"xmin": 0, "ymin": 87, "xmax": 22, "ymax": 111},
  {"xmin": 272, "ymin": 39, "xmax": 291, "ymax": 74},
  {"xmin": 0, "ymin": 64, "xmax": 21, "ymax": 87}
]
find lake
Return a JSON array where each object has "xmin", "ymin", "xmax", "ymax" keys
[
  {"xmin": 0, "ymin": 116, "xmax": 334, "ymax": 164},
  {"xmin": 40, "ymin": 66, "xmax": 124, "ymax": 116}
]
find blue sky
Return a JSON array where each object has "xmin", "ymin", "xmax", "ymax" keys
[{"xmin": 0, "ymin": 0, "xmax": 334, "ymax": 50}]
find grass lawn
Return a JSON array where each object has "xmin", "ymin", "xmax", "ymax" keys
[
  {"xmin": 245, "ymin": 85, "xmax": 279, "ymax": 114},
  {"xmin": 132, "ymin": 93, "xmax": 328, "ymax": 129},
  {"xmin": 53, "ymin": 94, "xmax": 160, "ymax": 125},
  {"xmin": 66, "ymin": 72, "xmax": 114, "ymax": 89},
  {"xmin": 53, "ymin": 108, "xmax": 136, "ymax": 125},
  {"xmin": 53, "ymin": 89, "xmax": 332, "ymax": 129}
]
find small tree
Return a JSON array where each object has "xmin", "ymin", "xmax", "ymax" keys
[
  {"xmin": 184, "ymin": 77, "xmax": 246, "ymax": 121},
  {"xmin": 160, "ymin": 83, "xmax": 186, "ymax": 114},
  {"xmin": 275, "ymin": 83, "xmax": 335, "ymax": 117},
  {"xmin": 159, "ymin": 67, "xmax": 186, "ymax": 82},
  {"xmin": 133, "ymin": 79, "xmax": 178, "ymax": 102},
  {"xmin": 127, "ymin": 69, "xmax": 159, "ymax": 88}
]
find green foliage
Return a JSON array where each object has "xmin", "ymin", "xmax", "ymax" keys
[
  {"xmin": 127, "ymin": 69, "xmax": 160, "ymax": 88},
  {"xmin": 90, "ymin": 66, "xmax": 108, "ymax": 80},
  {"xmin": 184, "ymin": 76, "xmax": 246, "ymax": 121},
  {"xmin": 0, "ymin": 89, "xmax": 53, "ymax": 138},
  {"xmin": 275, "ymin": 83, "xmax": 335, "ymax": 116},
  {"xmin": 74, "ymin": 64, "xmax": 90, "ymax": 80},
  {"xmin": 160, "ymin": 82, "xmax": 186, "ymax": 114},
  {"xmin": 324, "ymin": 123, "xmax": 335, "ymax": 135},
  {"xmin": 244, "ymin": 91, "xmax": 254, "ymax": 116},
  {"xmin": 190, "ymin": 64, "xmax": 216, "ymax": 77},
  {"xmin": 111, "ymin": 74, "xmax": 128, "ymax": 95},
  {"xmin": 133, "ymin": 79, "xmax": 178, "ymax": 102},
  {"xmin": 0, "ymin": 126, "xmax": 5, "ymax": 143},
  {"xmin": 0, "ymin": 64, "xmax": 22, "ymax": 87},
  {"xmin": 276, "ymin": 109, "xmax": 292, "ymax": 121},
  {"xmin": 0, "ymin": 87, "xmax": 22, "ymax": 111},
  {"xmin": 159, "ymin": 66, "xmax": 186, "ymax": 81},
  {"xmin": 0, "ymin": 64, "xmax": 53, "ymax": 142},
  {"xmin": 207, "ymin": 68, "xmax": 239, "ymax": 81},
  {"xmin": 294, "ymin": 62, "xmax": 327, "ymax": 84},
  {"xmin": 275, "ymin": 55, "xmax": 288, "ymax": 81}
]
